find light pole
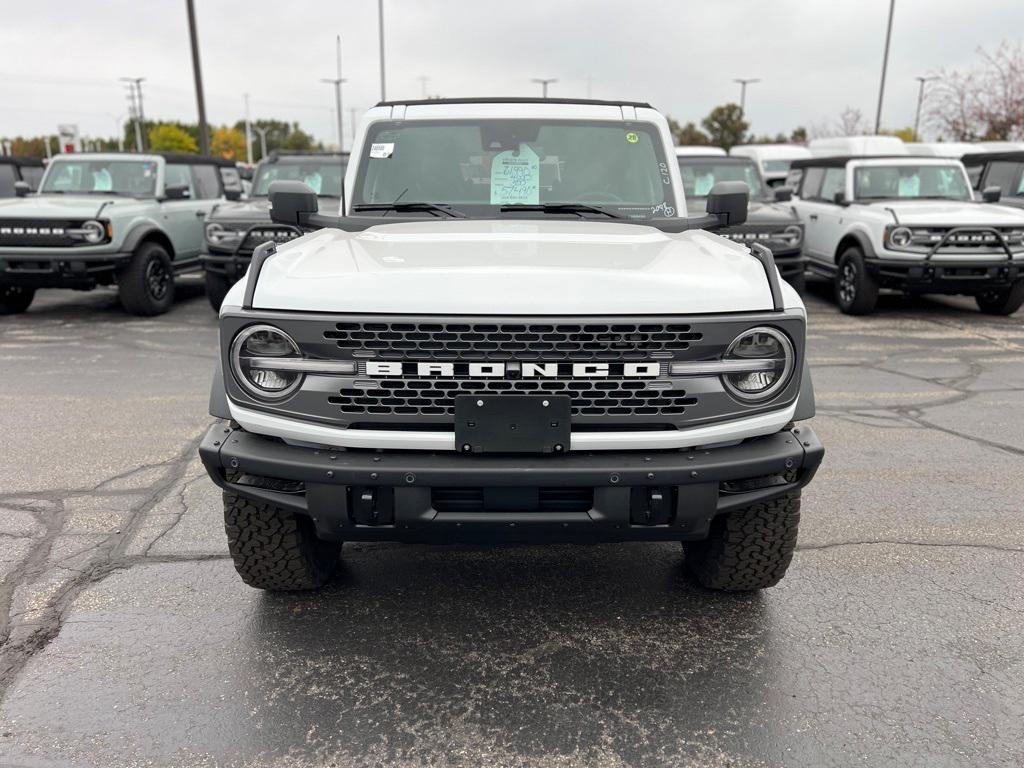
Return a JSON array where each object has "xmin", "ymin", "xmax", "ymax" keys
[
  {"xmin": 531, "ymin": 78, "xmax": 557, "ymax": 98},
  {"xmin": 874, "ymin": 0, "xmax": 896, "ymax": 134},
  {"xmin": 417, "ymin": 76, "xmax": 430, "ymax": 99},
  {"xmin": 913, "ymin": 75, "xmax": 938, "ymax": 141},
  {"xmin": 185, "ymin": 0, "xmax": 209, "ymax": 155},
  {"xmin": 733, "ymin": 78, "xmax": 761, "ymax": 114},
  {"xmin": 243, "ymin": 93, "xmax": 253, "ymax": 164},
  {"xmin": 253, "ymin": 126, "xmax": 274, "ymax": 160},
  {"xmin": 120, "ymin": 77, "xmax": 146, "ymax": 151},
  {"xmin": 378, "ymin": 0, "xmax": 387, "ymax": 101},
  {"xmin": 321, "ymin": 35, "xmax": 347, "ymax": 151}
]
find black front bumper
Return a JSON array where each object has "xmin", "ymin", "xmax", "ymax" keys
[
  {"xmin": 201, "ymin": 246, "xmax": 253, "ymax": 282},
  {"xmin": 200, "ymin": 423, "xmax": 824, "ymax": 543},
  {"xmin": 867, "ymin": 257, "xmax": 1021, "ymax": 294},
  {"xmin": 0, "ymin": 252, "xmax": 132, "ymax": 289}
]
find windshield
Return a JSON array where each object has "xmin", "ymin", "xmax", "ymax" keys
[
  {"xmin": 253, "ymin": 158, "xmax": 347, "ymax": 197},
  {"xmin": 40, "ymin": 159, "xmax": 158, "ymax": 196},
  {"xmin": 677, "ymin": 159, "xmax": 768, "ymax": 199},
  {"xmin": 763, "ymin": 160, "xmax": 792, "ymax": 173},
  {"xmin": 853, "ymin": 164, "xmax": 971, "ymax": 200},
  {"xmin": 352, "ymin": 119, "xmax": 677, "ymax": 219}
]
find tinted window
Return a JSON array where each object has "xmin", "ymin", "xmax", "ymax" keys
[
  {"xmin": 677, "ymin": 159, "xmax": 768, "ymax": 199},
  {"xmin": 800, "ymin": 167, "xmax": 825, "ymax": 199},
  {"xmin": 965, "ymin": 164, "xmax": 984, "ymax": 189},
  {"xmin": 763, "ymin": 160, "xmax": 792, "ymax": 173},
  {"xmin": 19, "ymin": 166, "xmax": 44, "ymax": 189},
  {"xmin": 820, "ymin": 168, "xmax": 846, "ymax": 201},
  {"xmin": 191, "ymin": 164, "xmax": 221, "ymax": 199},
  {"xmin": 983, "ymin": 161, "xmax": 1024, "ymax": 197},
  {"xmin": 353, "ymin": 119, "xmax": 677, "ymax": 219},
  {"xmin": 0, "ymin": 165, "xmax": 16, "ymax": 196},
  {"xmin": 164, "ymin": 164, "xmax": 193, "ymax": 197}
]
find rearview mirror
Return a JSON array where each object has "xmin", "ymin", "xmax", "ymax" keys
[
  {"xmin": 705, "ymin": 181, "xmax": 749, "ymax": 227},
  {"xmin": 269, "ymin": 180, "xmax": 319, "ymax": 226},
  {"xmin": 13, "ymin": 181, "xmax": 30, "ymax": 198},
  {"xmin": 773, "ymin": 187, "xmax": 793, "ymax": 203},
  {"xmin": 164, "ymin": 184, "xmax": 191, "ymax": 200},
  {"xmin": 982, "ymin": 186, "xmax": 1002, "ymax": 203}
]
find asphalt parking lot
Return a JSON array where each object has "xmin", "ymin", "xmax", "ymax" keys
[{"xmin": 0, "ymin": 280, "xmax": 1022, "ymax": 768}]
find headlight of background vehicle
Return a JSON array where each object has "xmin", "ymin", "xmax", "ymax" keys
[
  {"xmin": 205, "ymin": 222, "xmax": 243, "ymax": 247},
  {"xmin": 782, "ymin": 224, "xmax": 803, "ymax": 247},
  {"xmin": 721, "ymin": 327, "xmax": 795, "ymax": 402},
  {"xmin": 885, "ymin": 225, "xmax": 914, "ymax": 249},
  {"xmin": 230, "ymin": 325, "xmax": 304, "ymax": 400}
]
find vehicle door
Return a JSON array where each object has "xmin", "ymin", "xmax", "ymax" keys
[
  {"xmin": 791, "ymin": 166, "xmax": 832, "ymax": 260},
  {"xmin": 159, "ymin": 162, "xmax": 207, "ymax": 260},
  {"xmin": 812, "ymin": 167, "xmax": 848, "ymax": 264}
]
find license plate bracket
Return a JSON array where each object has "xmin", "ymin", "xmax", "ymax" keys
[{"xmin": 454, "ymin": 395, "xmax": 571, "ymax": 454}]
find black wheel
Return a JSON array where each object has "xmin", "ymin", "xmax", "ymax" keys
[
  {"xmin": 204, "ymin": 270, "xmax": 233, "ymax": 312},
  {"xmin": 683, "ymin": 493, "xmax": 801, "ymax": 591},
  {"xmin": 785, "ymin": 270, "xmax": 806, "ymax": 294},
  {"xmin": 834, "ymin": 247, "xmax": 879, "ymax": 315},
  {"xmin": 0, "ymin": 285, "xmax": 35, "ymax": 315},
  {"xmin": 975, "ymin": 282, "xmax": 1024, "ymax": 316},
  {"xmin": 118, "ymin": 241, "xmax": 175, "ymax": 316},
  {"xmin": 223, "ymin": 490, "xmax": 340, "ymax": 591}
]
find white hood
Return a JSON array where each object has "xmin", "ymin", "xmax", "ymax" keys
[
  {"xmin": 248, "ymin": 220, "xmax": 781, "ymax": 315},
  {"xmin": 869, "ymin": 200, "xmax": 1024, "ymax": 226}
]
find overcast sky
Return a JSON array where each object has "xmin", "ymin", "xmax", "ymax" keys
[{"xmin": 2, "ymin": 0, "xmax": 1021, "ymax": 148}]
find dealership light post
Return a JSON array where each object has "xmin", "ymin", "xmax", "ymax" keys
[
  {"xmin": 874, "ymin": 0, "xmax": 896, "ymax": 134},
  {"xmin": 321, "ymin": 35, "xmax": 347, "ymax": 151},
  {"xmin": 253, "ymin": 126, "xmax": 275, "ymax": 161},
  {"xmin": 733, "ymin": 78, "xmax": 760, "ymax": 114},
  {"xmin": 532, "ymin": 78, "xmax": 557, "ymax": 98},
  {"xmin": 243, "ymin": 93, "xmax": 253, "ymax": 164},
  {"xmin": 120, "ymin": 77, "xmax": 146, "ymax": 151},
  {"xmin": 913, "ymin": 75, "xmax": 938, "ymax": 140},
  {"xmin": 185, "ymin": 0, "xmax": 209, "ymax": 155},
  {"xmin": 378, "ymin": 0, "xmax": 387, "ymax": 101}
]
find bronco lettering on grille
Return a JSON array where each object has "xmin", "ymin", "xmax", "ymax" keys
[{"xmin": 365, "ymin": 361, "xmax": 661, "ymax": 378}]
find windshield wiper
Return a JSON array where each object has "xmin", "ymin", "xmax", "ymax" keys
[
  {"xmin": 352, "ymin": 202, "xmax": 466, "ymax": 218},
  {"xmin": 500, "ymin": 203, "xmax": 622, "ymax": 219}
]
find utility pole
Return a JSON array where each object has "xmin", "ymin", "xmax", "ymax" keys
[
  {"xmin": 350, "ymin": 107, "xmax": 359, "ymax": 147},
  {"xmin": 185, "ymin": 0, "xmax": 209, "ymax": 154},
  {"xmin": 418, "ymin": 76, "xmax": 430, "ymax": 99},
  {"xmin": 733, "ymin": 78, "xmax": 761, "ymax": 114},
  {"xmin": 121, "ymin": 77, "xmax": 146, "ymax": 151},
  {"xmin": 243, "ymin": 93, "xmax": 253, "ymax": 164},
  {"xmin": 378, "ymin": 0, "xmax": 387, "ymax": 101},
  {"xmin": 253, "ymin": 126, "xmax": 273, "ymax": 160},
  {"xmin": 321, "ymin": 35, "xmax": 347, "ymax": 151},
  {"xmin": 531, "ymin": 78, "xmax": 557, "ymax": 98},
  {"xmin": 913, "ymin": 75, "xmax": 938, "ymax": 141},
  {"xmin": 874, "ymin": 0, "xmax": 896, "ymax": 134}
]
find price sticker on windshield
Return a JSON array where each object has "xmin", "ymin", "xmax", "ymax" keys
[
  {"xmin": 490, "ymin": 144, "xmax": 540, "ymax": 205},
  {"xmin": 369, "ymin": 142, "xmax": 395, "ymax": 159}
]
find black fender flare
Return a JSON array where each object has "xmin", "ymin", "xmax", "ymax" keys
[
  {"xmin": 209, "ymin": 363, "xmax": 231, "ymax": 419},
  {"xmin": 793, "ymin": 357, "xmax": 816, "ymax": 421},
  {"xmin": 121, "ymin": 224, "xmax": 174, "ymax": 257},
  {"xmin": 836, "ymin": 229, "xmax": 876, "ymax": 260}
]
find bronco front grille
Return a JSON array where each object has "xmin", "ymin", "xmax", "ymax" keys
[
  {"xmin": 0, "ymin": 219, "xmax": 81, "ymax": 248},
  {"xmin": 324, "ymin": 321, "xmax": 702, "ymax": 361}
]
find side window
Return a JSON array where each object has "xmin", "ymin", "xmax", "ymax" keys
[
  {"xmin": 219, "ymin": 167, "xmax": 242, "ymax": 194},
  {"xmin": 965, "ymin": 164, "xmax": 984, "ymax": 190},
  {"xmin": 191, "ymin": 164, "xmax": 221, "ymax": 199},
  {"xmin": 19, "ymin": 166, "xmax": 44, "ymax": 190},
  {"xmin": 784, "ymin": 167, "xmax": 804, "ymax": 192},
  {"xmin": 800, "ymin": 167, "xmax": 825, "ymax": 199},
  {"xmin": 819, "ymin": 168, "xmax": 846, "ymax": 201},
  {"xmin": 982, "ymin": 162, "xmax": 1022, "ymax": 196},
  {"xmin": 164, "ymin": 164, "xmax": 194, "ymax": 198},
  {"xmin": 0, "ymin": 165, "xmax": 16, "ymax": 196}
]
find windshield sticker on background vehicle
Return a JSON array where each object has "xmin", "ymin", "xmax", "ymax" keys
[
  {"xmin": 625, "ymin": 131, "xmax": 639, "ymax": 144},
  {"xmin": 649, "ymin": 201, "xmax": 676, "ymax": 217},
  {"xmin": 490, "ymin": 144, "xmax": 540, "ymax": 205},
  {"xmin": 370, "ymin": 142, "xmax": 395, "ymax": 159}
]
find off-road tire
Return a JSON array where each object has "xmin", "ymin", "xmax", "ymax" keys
[
  {"xmin": 118, "ymin": 241, "xmax": 175, "ymax": 316},
  {"xmin": 683, "ymin": 493, "xmax": 801, "ymax": 591},
  {"xmin": 204, "ymin": 270, "xmax": 232, "ymax": 312},
  {"xmin": 785, "ymin": 270, "xmax": 806, "ymax": 294},
  {"xmin": 0, "ymin": 285, "xmax": 35, "ymax": 315},
  {"xmin": 975, "ymin": 281, "xmax": 1024, "ymax": 316},
  {"xmin": 223, "ymin": 491, "xmax": 340, "ymax": 591},
  {"xmin": 834, "ymin": 247, "xmax": 879, "ymax": 315}
]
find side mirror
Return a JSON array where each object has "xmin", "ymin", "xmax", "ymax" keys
[
  {"xmin": 982, "ymin": 186, "xmax": 1002, "ymax": 203},
  {"xmin": 705, "ymin": 181, "xmax": 749, "ymax": 227},
  {"xmin": 14, "ymin": 181, "xmax": 30, "ymax": 198},
  {"xmin": 164, "ymin": 184, "xmax": 191, "ymax": 200},
  {"xmin": 269, "ymin": 180, "xmax": 319, "ymax": 226},
  {"xmin": 833, "ymin": 191, "xmax": 848, "ymax": 206},
  {"xmin": 224, "ymin": 188, "xmax": 242, "ymax": 202},
  {"xmin": 773, "ymin": 187, "xmax": 793, "ymax": 203}
]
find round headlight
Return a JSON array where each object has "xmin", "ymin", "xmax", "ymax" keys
[
  {"xmin": 206, "ymin": 222, "xmax": 242, "ymax": 246},
  {"xmin": 81, "ymin": 220, "xmax": 106, "ymax": 244},
  {"xmin": 783, "ymin": 224, "xmax": 803, "ymax": 247},
  {"xmin": 722, "ymin": 327, "xmax": 795, "ymax": 402},
  {"xmin": 889, "ymin": 226, "xmax": 913, "ymax": 248},
  {"xmin": 230, "ymin": 324, "xmax": 303, "ymax": 400}
]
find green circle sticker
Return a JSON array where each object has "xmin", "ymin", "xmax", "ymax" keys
[{"xmin": 625, "ymin": 131, "xmax": 639, "ymax": 144}]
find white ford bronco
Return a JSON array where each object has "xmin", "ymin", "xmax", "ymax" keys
[
  {"xmin": 789, "ymin": 155, "xmax": 1024, "ymax": 315},
  {"xmin": 199, "ymin": 98, "xmax": 823, "ymax": 592}
]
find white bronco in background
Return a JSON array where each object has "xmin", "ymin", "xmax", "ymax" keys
[{"xmin": 200, "ymin": 98, "xmax": 823, "ymax": 593}]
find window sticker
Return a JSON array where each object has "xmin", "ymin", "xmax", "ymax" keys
[
  {"xmin": 370, "ymin": 142, "xmax": 395, "ymax": 159},
  {"xmin": 490, "ymin": 144, "xmax": 540, "ymax": 205},
  {"xmin": 625, "ymin": 131, "xmax": 639, "ymax": 144}
]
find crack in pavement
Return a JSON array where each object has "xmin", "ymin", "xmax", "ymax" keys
[{"xmin": 797, "ymin": 539, "xmax": 1024, "ymax": 554}]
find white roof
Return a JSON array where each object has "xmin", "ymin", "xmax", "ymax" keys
[
  {"xmin": 847, "ymin": 156, "xmax": 966, "ymax": 167},
  {"xmin": 904, "ymin": 142, "xmax": 975, "ymax": 158},
  {"xmin": 674, "ymin": 146, "xmax": 726, "ymax": 157},
  {"xmin": 730, "ymin": 144, "xmax": 812, "ymax": 160},
  {"xmin": 973, "ymin": 141, "xmax": 1024, "ymax": 152},
  {"xmin": 808, "ymin": 135, "xmax": 908, "ymax": 157}
]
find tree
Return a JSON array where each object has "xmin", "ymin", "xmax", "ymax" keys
[
  {"xmin": 836, "ymin": 106, "xmax": 869, "ymax": 136},
  {"xmin": 148, "ymin": 124, "xmax": 198, "ymax": 153},
  {"xmin": 789, "ymin": 126, "xmax": 808, "ymax": 144},
  {"xmin": 883, "ymin": 127, "xmax": 918, "ymax": 142},
  {"xmin": 666, "ymin": 118, "xmax": 709, "ymax": 145},
  {"xmin": 211, "ymin": 126, "xmax": 247, "ymax": 159},
  {"xmin": 700, "ymin": 103, "xmax": 749, "ymax": 150},
  {"xmin": 279, "ymin": 125, "xmax": 315, "ymax": 151}
]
